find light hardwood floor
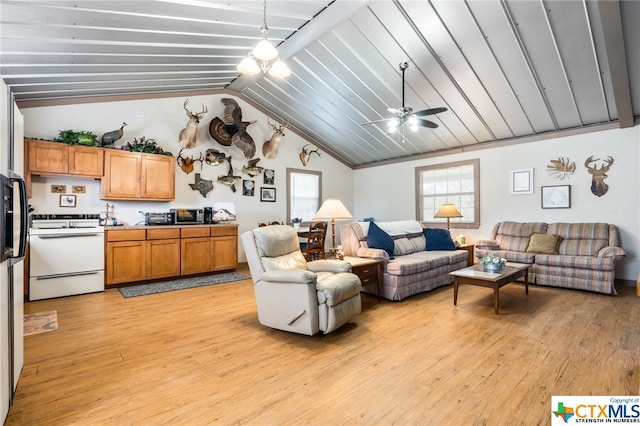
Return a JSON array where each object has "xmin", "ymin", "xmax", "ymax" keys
[{"xmin": 7, "ymin": 266, "xmax": 640, "ymax": 425}]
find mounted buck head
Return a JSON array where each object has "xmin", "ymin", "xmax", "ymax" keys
[
  {"xmin": 176, "ymin": 148, "xmax": 204, "ymax": 174},
  {"xmin": 299, "ymin": 144, "xmax": 320, "ymax": 167},
  {"xmin": 178, "ymin": 99, "xmax": 208, "ymax": 149},
  {"xmin": 584, "ymin": 155, "xmax": 613, "ymax": 197},
  {"xmin": 262, "ymin": 118, "xmax": 288, "ymax": 159}
]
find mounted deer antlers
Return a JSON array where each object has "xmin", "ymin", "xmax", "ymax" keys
[
  {"xmin": 178, "ymin": 99, "xmax": 208, "ymax": 149},
  {"xmin": 546, "ymin": 157, "xmax": 576, "ymax": 180},
  {"xmin": 176, "ymin": 148, "xmax": 204, "ymax": 174},
  {"xmin": 299, "ymin": 144, "xmax": 320, "ymax": 167},
  {"xmin": 262, "ymin": 117, "xmax": 288, "ymax": 159},
  {"xmin": 584, "ymin": 155, "xmax": 613, "ymax": 197}
]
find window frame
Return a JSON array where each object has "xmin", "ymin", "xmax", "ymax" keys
[
  {"xmin": 286, "ymin": 168, "xmax": 322, "ymax": 224},
  {"xmin": 415, "ymin": 158, "xmax": 480, "ymax": 229}
]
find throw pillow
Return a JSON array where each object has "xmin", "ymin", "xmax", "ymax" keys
[
  {"xmin": 423, "ymin": 228, "xmax": 456, "ymax": 251},
  {"xmin": 525, "ymin": 233, "xmax": 562, "ymax": 255},
  {"xmin": 366, "ymin": 221, "xmax": 395, "ymax": 259}
]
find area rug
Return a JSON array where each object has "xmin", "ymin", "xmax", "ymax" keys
[
  {"xmin": 24, "ymin": 310, "xmax": 58, "ymax": 336},
  {"xmin": 118, "ymin": 272, "xmax": 249, "ymax": 298}
]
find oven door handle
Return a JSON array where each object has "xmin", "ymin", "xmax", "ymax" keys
[
  {"xmin": 36, "ymin": 270, "xmax": 101, "ymax": 280},
  {"xmin": 36, "ymin": 233, "xmax": 101, "ymax": 239}
]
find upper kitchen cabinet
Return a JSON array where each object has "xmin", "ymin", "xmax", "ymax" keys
[
  {"xmin": 25, "ymin": 139, "xmax": 104, "ymax": 196},
  {"xmin": 101, "ymin": 150, "xmax": 174, "ymax": 201}
]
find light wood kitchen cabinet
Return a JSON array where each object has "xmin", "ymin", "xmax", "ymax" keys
[
  {"xmin": 25, "ymin": 139, "xmax": 104, "ymax": 195},
  {"xmin": 105, "ymin": 225, "xmax": 238, "ymax": 287},
  {"xmin": 211, "ymin": 227, "xmax": 238, "ymax": 271},
  {"xmin": 101, "ymin": 150, "xmax": 174, "ymax": 201},
  {"xmin": 180, "ymin": 227, "xmax": 212, "ymax": 275},
  {"xmin": 146, "ymin": 228, "xmax": 181, "ymax": 280},
  {"xmin": 105, "ymin": 229, "xmax": 147, "ymax": 285}
]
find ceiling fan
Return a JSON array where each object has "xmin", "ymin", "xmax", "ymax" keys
[{"xmin": 361, "ymin": 62, "xmax": 447, "ymax": 135}]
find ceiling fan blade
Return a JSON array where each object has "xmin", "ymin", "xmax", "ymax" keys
[
  {"xmin": 417, "ymin": 118, "xmax": 439, "ymax": 129},
  {"xmin": 387, "ymin": 107, "xmax": 401, "ymax": 115},
  {"xmin": 413, "ymin": 107, "xmax": 448, "ymax": 117}
]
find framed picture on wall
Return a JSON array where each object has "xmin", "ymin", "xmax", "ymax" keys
[
  {"xmin": 242, "ymin": 180, "xmax": 254, "ymax": 196},
  {"xmin": 541, "ymin": 185, "xmax": 571, "ymax": 209},
  {"xmin": 60, "ymin": 194, "xmax": 76, "ymax": 207},
  {"xmin": 264, "ymin": 169, "xmax": 275, "ymax": 185},
  {"xmin": 510, "ymin": 168, "xmax": 534, "ymax": 194},
  {"xmin": 260, "ymin": 187, "xmax": 276, "ymax": 202}
]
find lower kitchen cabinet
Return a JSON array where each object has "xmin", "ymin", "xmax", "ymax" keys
[{"xmin": 105, "ymin": 225, "xmax": 238, "ymax": 287}]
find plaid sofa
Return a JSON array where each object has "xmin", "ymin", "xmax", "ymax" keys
[
  {"xmin": 340, "ymin": 221, "xmax": 468, "ymax": 301},
  {"xmin": 475, "ymin": 221, "xmax": 626, "ymax": 295}
]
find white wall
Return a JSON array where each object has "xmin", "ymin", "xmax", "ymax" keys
[
  {"xmin": 354, "ymin": 126, "xmax": 640, "ymax": 281},
  {"xmin": 21, "ymin": 94, "xmax": 354, "ymax": 262}
]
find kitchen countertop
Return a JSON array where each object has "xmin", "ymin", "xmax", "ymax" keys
[{"xmin": 104, "ymin": 223, "xmax": 238, "ymax": 230}]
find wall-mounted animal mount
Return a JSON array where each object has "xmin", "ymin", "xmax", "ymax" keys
[
  {"xmin": 217, "ymin": 157, "xmax": 242, "ymax": 192},
  {"xmin": 205, "ymin": 148, "xmax": 228, "ymax": 166},
  {"xmin": 546, "ymin": 157, "xmax": 575, "ymax": 180},
  {"xmin": 189, "ymin": 173, "xmax": 213, "ymax": 197},
  {"xmin": 101, "ymin": 122, "xmax": 127, "ymax": 148},
  {"xmin": 299, "ymin": 144, "xmax": 320, "ymax": 166},
  {"xmin": 208, "ymin": 98, "xmax": 256, "ymax": 159},
  {"xmin": 242, "ymin": 158, "xmax": 264, "ymax": 177},
  {"xmin": 262, "ymin": 118, "xmax": 288, "ymax": 159},
  {"xmin": 584, "ymin": 156, "xmax": 613, "ymax": 197},
  {"xmin": 178, "ymin": 99, "xmax": 208, "ymax": 149},
  {"xmin": 176, "ymin": 148, "xmax": 204, "ymax": 174}
]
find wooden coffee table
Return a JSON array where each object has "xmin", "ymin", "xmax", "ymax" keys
[{"xmin": 449, "ymin": 262, "xmax": 531, "ymax": 314}]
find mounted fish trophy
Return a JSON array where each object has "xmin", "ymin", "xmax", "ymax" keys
[
  {"xmin": 204, "ymin": 148, "xmax": 228, "ymax": 166},
  {"xmin": 584, "ymin": 156, "xmax": 613, "ymax": 197},
  {"xmin": 208, "ymin": 98, "xmax": 256, "ymax": 159},
  {"xmin": 262, "ymin": 118, "xmax": 288, "ymax": 159},
  {"xmin": 299, "ymin": 144, "xmax": 320, "ymax": 166},
  {"xmin": 178, "ymin": 99, "xmax": 208, "ymax": 149},
  {"xmin": 242, "ymin": 158, "xmax": 264, "ymax": 177},
  {"xmin": 217, "ymin": 157, "xmax": 242, "ymax": 193}
]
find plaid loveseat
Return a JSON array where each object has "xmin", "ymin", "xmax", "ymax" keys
[
  {"xmin": 340, "ymin": 221, "xmax": 468, "ymax": 301},
  {"xmin": 475, "ymin": 221, "xmax": 625, "ymax": 295}
]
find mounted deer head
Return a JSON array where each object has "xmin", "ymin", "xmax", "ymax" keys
[
  {"xmin": 299, "ymin": 144, "xmax": 320, "ymax": 167},
  {"xmin": 262, "ymin": 118, "xmax": 288, "ymax": 159},
  {"xmin": 178, "ymin": 99, "xmax": 208, "ymax": 149},
  {"xmin": 176, "ymin": 148, "xmax": 204, "ymax": 174},
  {"xmin": 584, "ymin": 155, "xmax": 613, "ymax": 197}
]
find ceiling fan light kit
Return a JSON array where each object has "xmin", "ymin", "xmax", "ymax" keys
[{"xmin": 362, "ymin": 62, "xmax": 447, "ymax": 138}]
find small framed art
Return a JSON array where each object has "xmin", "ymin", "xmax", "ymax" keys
[
  {"xmin": 510, "ymin": 168, "xmax": 534, "ymax": 194},
  {"xmin": 60, "ymin": 194, "xmax": 76, "ymax": 208},
  {"xmin": 541, "ymin": 185, "xmax": 571, "ymax": 209},
  {"xmin": 260, "ymin": 187, "xmax": 276, "ymax": 202},
  {"xmin": 264, "ymin": 169, "xmax": 275, "ymax": 185}
]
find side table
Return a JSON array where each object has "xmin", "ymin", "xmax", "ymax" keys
[
  {"xmin": 343, "ymin": 256, "xmax": 384, "ymax": 302},
  {"xmin": 458, "ymin": 243, "xmax": 475, "ymax": 267}
]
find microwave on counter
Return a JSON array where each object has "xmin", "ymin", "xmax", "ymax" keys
[{"xmin": 170, "ymin": 208, "xmax": 204, "ymax": 225}]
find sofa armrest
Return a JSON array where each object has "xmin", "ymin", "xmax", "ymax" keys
[
  {"xmin": 356, "ymin": 246, "xmax": 390, "ymax": 261},
  {"xmin": 262, "ymin": 269, "xmax": 317, "ymax": 284},
  {"xmin": 475, "ymin": 239, "xmax": 500, "ymax": 250},
  {"xmin": 308, "ymin": 259, "xmax": 352, "ymax": 274},
  {"xmin": 598, "ymin": 246, "xmax": 626, "ymax": 261}
]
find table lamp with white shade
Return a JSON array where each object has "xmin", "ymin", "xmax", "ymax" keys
[
  {"xmin": 312, "ymin": 198, "xmax": 354, "ymax": 249},
  {"xmin": 434, "ymin": 203, "xmax": 463, "ymax": 229}
]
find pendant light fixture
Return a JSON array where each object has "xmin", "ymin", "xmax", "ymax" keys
[{"xmin": 237, "ymin": 0, "xmax": 291, "ymax": 78}]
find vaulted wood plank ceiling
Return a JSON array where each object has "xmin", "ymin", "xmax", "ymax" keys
[{"xmin": 1, "ymin": 0, "xmax": 637, "ymax": 168}]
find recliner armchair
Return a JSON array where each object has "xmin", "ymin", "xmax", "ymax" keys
[{"xmin": 241, "ymin": 225, "xmax": 362, "ymax": 335}]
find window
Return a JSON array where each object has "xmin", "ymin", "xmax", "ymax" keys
[
  {"xmin": 415, "ymin": 159, "xmax": 480, "ymax": 229},
  {"xmin": 287, "ymin": 168, "xmax": 322, "ymax": 223}
]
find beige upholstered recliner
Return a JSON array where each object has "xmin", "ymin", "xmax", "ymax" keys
[{"xmin": 241, "ymin": 225, "xmax": 362, "ymax": 335}]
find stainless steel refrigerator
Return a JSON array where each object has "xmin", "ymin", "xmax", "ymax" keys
[{"xmin": 0, "ymin": 79, "xmax": 26, "ymax": 422}]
